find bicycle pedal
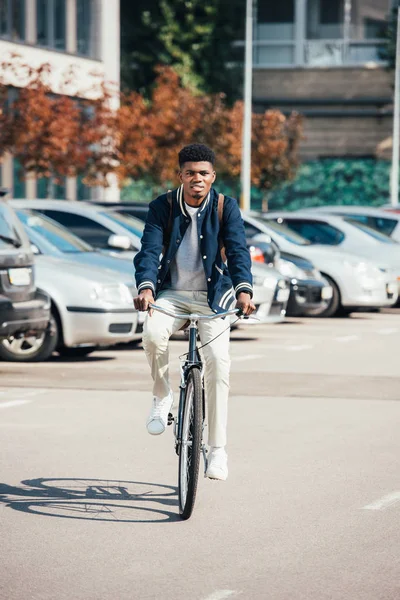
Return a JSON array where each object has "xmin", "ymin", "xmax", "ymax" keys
[{"xmin": 167, "ymin": 412, "xmax": 174, "ymax": 425}]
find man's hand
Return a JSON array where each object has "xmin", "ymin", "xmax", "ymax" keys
[
  {"xmin": 235, "ymin": 292, "xmax": 256, "ymax": 317},
  {"xmin": 133, "ymin": 289, "xmax": 155, "ymax": 316}
]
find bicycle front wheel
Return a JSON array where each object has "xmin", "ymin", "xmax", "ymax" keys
[{"xmin": 178, "ymin": 366, "xmax": 203, "ymax": 520}]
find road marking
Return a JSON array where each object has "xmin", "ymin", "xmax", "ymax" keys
[
  {"xmin": 231, "ymin": 354, "xmax": 263, "ymax": 362},
  {"xmin": 376, "ymin": 328, "xmax": 398, "ymax": 335},
  {"xmin": 335, "ymin": 335, "xmax": 359, "ymax": 342},
  {"xmin": 361, "ymin": 491, "xmax": 400, "ymax": 511},
  {"xmin": 203, "ymin": 591, "xmax": 237, "ymax": 600},
  {"xmin": 0, "ymin": 400, "xmax": 32, "ymax": 410},
  {"xmin": 286, "ymin": 344, "xmax": 313, "ymax": 351}
]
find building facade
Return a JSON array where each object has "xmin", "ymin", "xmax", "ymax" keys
[
  {"xmin": 0, "ymin": 0, "xmax": 120, "ymax": 200},
  {"xmin": 252, "ymin": 0, "xmax": 393, "ymax": 160}
]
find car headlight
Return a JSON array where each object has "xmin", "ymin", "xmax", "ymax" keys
[
  {"xmin": 277, "ymin": 258, "xmax": 307, "ymax": 281},
  {"xmin": 253, "ymin": 274, "xmax": 277, "ymax": 289},
  {"xmin": 90, "ymin": 283, "xmax": 132, "ymax": 305}
]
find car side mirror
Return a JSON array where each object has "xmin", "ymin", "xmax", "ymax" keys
[{"xmin": 107, "ymin": 234, "xmax": 132, "ymax": 250}]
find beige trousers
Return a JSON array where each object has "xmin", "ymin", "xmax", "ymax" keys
[{"xmin": 142, "ymin": 290, "xmax": 231, "ymax": 447}]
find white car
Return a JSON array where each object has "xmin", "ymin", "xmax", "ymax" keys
[
  {"xmin": 0, "ymin": 254, "xmax": 140, "ymax": 362},
  {"xmin": 10, "ymin": 199, "xmax": 143, "ymax": 258},
  {"xmin": 265, "ymin": 211, "xmax": 400, "ymax": 290},
  {"xmin": 312, "ymin": 205, "xmax": 400, "ymax": 242},
  {"xmin": 244, "ymin": 213, "xmax": 398, "ymax": 317}
]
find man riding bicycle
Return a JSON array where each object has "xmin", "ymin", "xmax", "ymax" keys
[{"xmin": 133, "ymin": 143, "xmax": 255, "ymax": 481}]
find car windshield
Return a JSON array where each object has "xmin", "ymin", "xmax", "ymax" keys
[
  {"xmin": 258, "ymin": 218, "xmax": 311, "ymax": 245},
  {"xmin": 17, "ymin": 210, "xmax": 93, "ymax": 253},
  {"xmin": 344, "ymin": 218, "xmax": 398, "ymax": 244},
  {"xmin": 0, "ymin": 203, "xmax": 23, "ymax": 248},
  {"xmin": 101, "ymin": 211, "xmax": 144, "ymax": 237}
]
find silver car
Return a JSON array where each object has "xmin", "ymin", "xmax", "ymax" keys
[
  {"xmin": 312, "ymin": 205, "xmax": 400, "ymax": 242},
  {"xmin": 0, "ymin": 252, "xmax": 140, "ymax": 362},
  {"xmin": 244, "ymin": 213, "xmax": 398, "ymax": 317},
  {"xmin": 10, "ymin": 199, "xmax": 144, "ymax": 258},
  {"xmin": 265, "ymin": 211, "xmax": 400, "ymax": 291}
]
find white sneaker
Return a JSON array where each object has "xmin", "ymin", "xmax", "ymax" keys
[
  {"xmin": 206, "ymin": 447, "xmax": 228, "ymax": 481},
  {"xmin": 146, "ymin": 391, "xmax": 173, "ymax": 435}
]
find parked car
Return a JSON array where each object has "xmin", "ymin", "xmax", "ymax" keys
[
  {"xmin": 264, "ymin": 211, "xmax": 400, "ymax": 292},
  {"xmin": 277, "ymin": 251, "xmax": 333, "ymax": 317},
  {"xmin": 312, "ymin": 205, "xmax": 400, "ymax": 242},
  {"xmin": 244, "ymin": 213, "xmax": 398, "ymax": 317},
  {"xmin": 0, "ymin": 251, "xmax": 140, "ymax": 362},
  {"xmin": 10, "ymin": 200, "xmax": 143, "ymax": 258},
  {"xmin": 16, "ymin": 209, "xmax": 137, "ymax": 284},
  {"xmin": 0, "ymin": 195, "xmax": 50, "ymax": 355}
]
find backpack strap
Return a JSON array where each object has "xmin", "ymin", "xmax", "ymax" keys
[
  {"xmin": 217, "ymin": 193, "xmax": 226, "ymax": 263},
  {"xmin": 162, "ymin": 190, "xmax": 173, "ymax": 255}
]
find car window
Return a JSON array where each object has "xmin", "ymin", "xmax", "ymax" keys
[
  {"xmin": 372, "ymin": 217, "xmax": 398, "ymax": 236},
  {"xmin": 0, "ymin": 202, "xmax": 24, "ymax": 249},
  {"xmin": 285, "ymin": 220, "xmax": 345, "ymax": 245},
  {"xmin": 40, "ymin": 210, "xmax": 113, "ymax": 248},
  {"xmin": 102, "ymin": 211, "xmax": 144, "ymax": 237},
  {"xmin": 260, "ymin": 218, "xmax": 310, "ymax": 245},
  {"xmin": 344, "ymin": 218, "xmax": 397, "ymax": 244},
  {"xmin": 17, "ymin": 210, "xmax": 93, "ymax": 253},
  {"xmin": 339, "ymin": 213, "xmax": 398, "ymax": 237}
]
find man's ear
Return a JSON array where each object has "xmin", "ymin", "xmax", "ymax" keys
[
  {"xmin": 178, "ymin": 170, "xmax": 183, "ymax": 183},
  {"xmin": 212, "ymin": 170, "xmax": 216, "ymax": 183}
]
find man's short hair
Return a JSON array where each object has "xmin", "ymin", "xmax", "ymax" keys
[{"xmin": 178, "ymin": 143, "xmax": 215, "ymax": 168}]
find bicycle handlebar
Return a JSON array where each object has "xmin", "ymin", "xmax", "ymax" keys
[{"xmin": 149, "ymin": 303, "xmax": 240, "ymax": 321}]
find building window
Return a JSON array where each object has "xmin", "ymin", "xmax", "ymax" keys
[
  {"xmin": 307, "ymin": 0, "xmax": 343, "ymax": 40},
  {"xmin": 13, "ymin": 159, "xmax": 26, "ymax": 199},
  {"xmin": 0, "ymin": 0, "xmax": 25, "ymax": 42},
  {"xmin": 252, "ymin": 0, "xmax": 390, "ymax": 67},
  {"xmin": 77, "ymin": 0, "xmax": 95, "ymax": 57},
  {"xmin": 255, "ymin": 0, "xmax": 295, "ymax": 65},
  {"xmin": 37, "ymin": 0, "xmax": 66, "ymax": 51},
  {"xmin": 37, "ymin": 175, "xmax": 66, "ymax": 199}
]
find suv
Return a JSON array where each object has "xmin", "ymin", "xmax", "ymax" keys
[{"xmin": 0, "ymin": 192, "xmax": 50, "ymax": 360}]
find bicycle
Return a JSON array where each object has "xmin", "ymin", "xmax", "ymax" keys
[{"xmin": 149, "ymin": 303, "xmax": 240, "ymax": 520}]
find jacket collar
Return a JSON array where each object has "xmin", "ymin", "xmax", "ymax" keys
[{"xmin": 176, "ymin": 184, "xmax": 212, "ymax": 218}]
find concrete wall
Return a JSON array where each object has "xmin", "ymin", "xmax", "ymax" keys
[{"xmin": 253, "ymin": 66, "xmax": 393, "ymax": 159}]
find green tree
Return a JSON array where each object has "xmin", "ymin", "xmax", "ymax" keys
[{"xmin": 120, "ymin": 0, "xmax": 245, "ymax": 102}]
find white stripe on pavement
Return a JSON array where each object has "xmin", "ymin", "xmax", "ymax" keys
[
  {"xmin": 376, "ymin": 328, "xmax": 398, "ymax": 335},
  {"xmin": 0, "ymin": 400, "xmax": 32, "ymax": 410},
  {"xmin": 231, "ymin": 354, "xmax": 263, "ymax": 362},
  {"xmin": 361, "ymin": 491, "xmax": 400, "ymax": 511},
  {"xmin": 335, "ymin": 335, "xmax": 359, "ymax": 342},
  {"xmin": 203, "ymin": 591, "xmax": 237, "ymax": 600}
]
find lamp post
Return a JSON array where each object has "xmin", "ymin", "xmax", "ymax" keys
[
  {"xmin": 240, "ymin": 0, "xmax": 253, "ymax": 211},
  {"xmin": 391, "ymin": 7, "xmax": 400, "ymax": 207}
]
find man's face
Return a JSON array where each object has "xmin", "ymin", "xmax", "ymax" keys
[{"xmin": 179, "ymin": 161, "xmax": 216, "ymax": 204}]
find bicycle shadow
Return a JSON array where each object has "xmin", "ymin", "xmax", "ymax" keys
[{"xmin": 0, "ymin": 477, "xmax": 180, "ymax": 523}]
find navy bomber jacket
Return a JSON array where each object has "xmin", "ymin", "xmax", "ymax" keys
[{"xmin": 134, "ymin": 186, "xmax": 253, "ymax": 314}]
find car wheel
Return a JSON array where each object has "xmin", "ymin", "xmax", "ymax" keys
[
  {"xmin": 57, "ymin": 346, "xmax": 96, "ymax": 358},
  {"xmin": 0, "ymin": 315, "xmax": 59, "ymax": 362},
  {"xmin": 307, "ymin": 275, "xmax": 341, "ymax": 318}
]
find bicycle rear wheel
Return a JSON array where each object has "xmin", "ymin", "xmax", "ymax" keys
[{"xmin": 178, "ymin": 366, "xmax": 203, "ymax": 520}]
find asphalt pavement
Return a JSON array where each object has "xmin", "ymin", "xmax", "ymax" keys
[{"xmin": 1, "ymin": 311, "xmax": 400, "ymax": 600}]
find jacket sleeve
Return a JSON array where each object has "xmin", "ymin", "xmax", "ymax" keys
[
  {"xmin": 133, "ymin": 200, "xmax": 166, "ymax": 294},
  {"xmin": 222, "ymin": 198, "xmax": 253, "ymax": 298}
]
